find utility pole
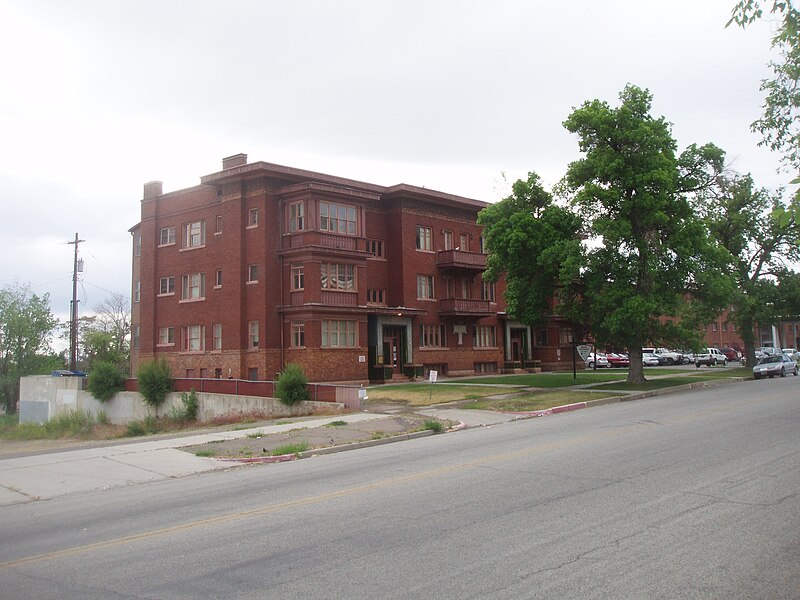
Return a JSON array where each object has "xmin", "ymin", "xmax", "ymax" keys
[{"xmin": 68, "ymin": 233, "xmax": 85, "ymax": 372}]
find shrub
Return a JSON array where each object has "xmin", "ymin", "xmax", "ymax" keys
[
  {"xmin": 87, "ymin": 360, "xmax": 125, "ymax": 402},
  {"xmin": 136, "ymin": 359, "xmax": 173, "ymax": 415},
  {"xmin": 275, "ymin": 363, "xmax": 310, "ymax": 406},
  {"xmin": 169, "ymin": 389, "xmax": 200, "ymax": 423}
]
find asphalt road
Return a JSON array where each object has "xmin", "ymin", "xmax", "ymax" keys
[{"xmin": 1, "ymin": 377, "xmax": 798, "ymax": 599}]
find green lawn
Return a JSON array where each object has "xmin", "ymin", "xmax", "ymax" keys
[
  {"xmin": 366, "ymin": 383, "xmax": 519, "ymax": 406},
  {"xmin": 456, "ymin": 372, "xmax": 629, "ymax": 387}
]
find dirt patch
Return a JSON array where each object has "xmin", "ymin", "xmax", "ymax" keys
[{"xmin": 182, "ymin": 415, "xmax": 452, "ymax": 459}]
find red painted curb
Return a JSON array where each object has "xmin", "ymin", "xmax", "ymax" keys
[{"xmin": 216, "ymin": 453, "xmax": 297, "ymax": 464}]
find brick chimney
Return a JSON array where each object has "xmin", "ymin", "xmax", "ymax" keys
[
  {"xmin": 222, "ymin": 153, "xmax": 247, "ymax": 170},
  {"xmin": 143, "ymin": 181, "xmax": 162, "ymax": 200}
]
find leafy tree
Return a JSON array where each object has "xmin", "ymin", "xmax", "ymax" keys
[
  {"xmin": 477, "ymin": 172, "xmax": 583, "ymax": 328},
  {"xmin": 136, "ymin": 359, "xmax": 173, "ymax": 415},
  {"xmin": 559, "ymin": 84, "xmax": 730, "ymax": 383},
  {"xmin": 0, "ymin": 284, "xmax": 60, "ymax": 413},
  {"xmin": 87, "ymin": 360, "xmax": 126, "ymax": 402},
  {"xmin": 728, "ymin": 1, "xmax": 800, "ymax": 182},
  {"xmin": 61, "ymin": 294, "xmax": 130, "ymax": 374},
  {"xmin": 275, "ymin": 363, "xmax": 310, "ymax": 406},
  {"xmin": 695, "ymin": 173, "xmax": 800, "ymax": 364}
]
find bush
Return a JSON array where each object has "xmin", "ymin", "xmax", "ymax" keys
[
  {"xmin": 136, "ymin": 359, "xmax": 173, "ymax": 414},
  {"xmin": 275, "ymin": 363, "xmax": 310, "ymax": 406},
  {"xmin": 87, "ymin": 360, "xmax": 126, "ymax": 402},
  {"xmin": 169, "ymin": 389, "xmax": 199, "ymax": 423}
]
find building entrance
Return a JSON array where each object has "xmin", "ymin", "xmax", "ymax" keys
[{"xmin": 382, "ymin": 326, "xmax": 405, "ymax": 374}]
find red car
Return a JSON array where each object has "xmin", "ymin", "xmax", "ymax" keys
[{"xmin": 606, "ymin": 353, "xmax": 630, "ymax": 368}]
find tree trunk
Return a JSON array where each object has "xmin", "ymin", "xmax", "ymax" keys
[
  {"xmin": 740, "ymin": 315, "xmax": 757, "ymax": 367},
  {"xmin": 627, "ymin": 346, "xmax": 646, "ymax": 384}
]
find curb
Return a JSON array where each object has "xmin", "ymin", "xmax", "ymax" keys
[{"xmin": 217, "ymin": 429, "xmax": 439, "ymax": 463}]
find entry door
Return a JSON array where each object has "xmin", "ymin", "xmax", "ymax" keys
[
  {"xmin": 510, "ymin": 329, "xmax": 524, "ymax": 362},
  {"xmin": 382, "ymin": 326, "xmax": 404, "ymax": 373}
]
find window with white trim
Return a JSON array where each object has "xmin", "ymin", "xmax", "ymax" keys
[
  {"xmin": 159, "ymin": 276, "xmax": 175, "ymax": 295},
  {"xmin": 416, "ymin": 274, "xmax": 434, "ymax": 299},
  {"xmin": 247, "ymin": 264, "xmax": 258, "ymax": 283},
  {"xmin": 289, "ymin": 202, "xmax": 304, "ymax": 233},
  {"xmin": 420, "ymin": 324, "xmax": 446, "ymax": 348},
  {"xmin": 321, "ymin": 263, "xmax": 355, "ymax": 290},
  {"xmin": 181, "ymin": 273, "xmax": 205, "ymax": 300},
  {"xmin": 291, "ymin": 263, "xmax": 304, "ymax": 290},
  {"xmin": 248, "ymin": 208, "xmax": 259, "ymax": 228},
  {"xmin": 481, "ymin": 280, "xmax": 496, "ymax": 302},
  {"xmin": 215, "ymin": 270, "xmax": 222, "ymax": 288},
  {"xmin": 184, "ymin": 220, "xmax": 205, "ymax": 248},
  {"xmin": 248, "ymin": 321, "xmax": 259, "ymax": 349},
  {"xmin": 473, "ymin": 325, "xmax": 497, "ymax": 348},
  {"xmin": 212, "ymin": 323, "xmax": 222, "ymax": 350},
  {"xmin": 292, "ymin": 321, "xmax": 305, "ymax": 347},
  {"xmin": 320, "ymin": 202, "xmax": 356, "ymax": 235},
  {"xmin": 416, "ymin": 225, "xmax": 432, "ymax": 251},
  {"xmin": 322, "ymin": 320, "xmax": 357, "ymax": 347},
  {"xmin": 183, "ymin": 325, "xmax": 205, "ymax": 351},
  {"xmin": 443, "ymin": 230, "xmax": 453, "ymax": 250},
  {"xmin": 158, "ymin": 326, "xmax": 175, "ymax": 346},
  {"xmin": 160, "ymin": 226, "xmax": 176, "ymax": 246},
  {"xmin": 134, "ymin": 280, "xmax": 140, "ymax": 303}
]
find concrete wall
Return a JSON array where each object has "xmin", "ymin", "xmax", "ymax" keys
[{"xmin": 18, "ymin": 376, "xmax": 344, "ymax": 425}]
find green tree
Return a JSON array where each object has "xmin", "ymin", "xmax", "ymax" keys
[
  {"xmin": 136, "ymin": 359, "xmax": 173, "ymax": 415},
  {"xmin": 477, "ymin": 172, "xmax": 583, "ymax": 328},
  {"xmin": 0, "ymin": 284, "xmax": 60, "ymax": 413},
  {"xmin": 560, "ymin": 85, "xmax": 730, "ymax": 383},
  {"xmin": 728, "ymin": 1, "xmax": 800, "ymax": 182},
  {"xmin": 696, "ymin": 173, "xmax": 800, "ymax": 364}
]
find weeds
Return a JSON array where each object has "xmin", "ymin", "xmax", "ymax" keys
[
  {"xmin": 324, "ymin": 420, "xmax": 348, "ymax": 427},
  {"xmin": 268, "ymin": 441, "xmax": 309, "ymax": 456},
  {"xmin": 421, "ymin": 420, "xmax": 444, "ymax": 433},
  {"xmin": 195, "ymin": 450, "xmax": 217, "ymax": 457}
]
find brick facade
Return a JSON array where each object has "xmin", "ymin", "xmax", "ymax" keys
[{"xmin": 131, "ymin": 155, "xmax": 578, "ymax": 383}]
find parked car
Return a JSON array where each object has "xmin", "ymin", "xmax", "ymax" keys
[
  {"xmin": 782, "ymin": 349, "xmax": 800, "ymax": 363},
  {"xmin": 654, "ymin": 348, "xmax": 684, "ymax": 365},
  {"xmin": 642, "ymin": 352, "xmax": 661, "ymax": 366},
  {"xmin": 757, "ymin": 346, "xmax": 780, "ymax": 356},
  {"xmin": 752, "ymin": 353, "xmax": 799, "ymax": 379},
  {"xmin": 719, "ymin": 347, "xmax": 740, "ymax": 362},
  {"xmin": 606, "ymin": 353, "xmax": 630, "ymax": 368},
  {"xmin": 695, "ymin": 348, "xmax": 727, "ymax": 367},
  {"xmin": 585, "ymin": 353, "xmax": 609, "ymax": 369}
]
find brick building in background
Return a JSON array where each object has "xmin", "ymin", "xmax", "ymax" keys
[{"xmin": 130, "ymin": 154, "xmax": 576, "ymax": 383}]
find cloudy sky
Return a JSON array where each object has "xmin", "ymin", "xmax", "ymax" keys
[{"xmin": 0, "ymin": 0, "xmax": 791, "ymax": 330}]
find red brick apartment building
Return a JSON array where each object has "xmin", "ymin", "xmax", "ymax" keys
[{"xmin": 130, "ymin": 154, "xmax": 575, "ymax": 383}]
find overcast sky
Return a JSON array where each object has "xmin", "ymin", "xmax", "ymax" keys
[{"xmin": 0, "ymin": 0, "xmax": 792, "ymax": 331}]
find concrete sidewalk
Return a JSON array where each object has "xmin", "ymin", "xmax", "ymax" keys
[{"xmin": 0, "ymin": 413, "xmax": 391, "ymax": 506}]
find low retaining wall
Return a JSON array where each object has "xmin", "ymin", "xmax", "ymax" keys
[{"xmin": 18, "ymin": 376, "xmax": 352, "ymax": 425}]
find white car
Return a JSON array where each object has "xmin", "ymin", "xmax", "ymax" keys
[
  {"xmin": 695, "ymin": 348, "xmax": 727, "ymax": 367},
  {"xmin": 642, "ymin": 352, "xmax": 661, "ymax": 366},
  {"xmin": 585, "ymin": 353, "xmax": 609, "ymax": 369}
]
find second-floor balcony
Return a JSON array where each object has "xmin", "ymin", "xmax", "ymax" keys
[
  {"xmin": 438, "ymin": 297, "xmax": 491, "ymax": 317},
  {"xmin": 436, "ymin": 249, "xmax": 487, "ymax": 272},
  {"xmin": 281, "ymin": 231, "xmax": 368, "ymax": 255}
]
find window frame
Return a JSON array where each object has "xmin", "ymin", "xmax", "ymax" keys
[
  {"xmin": 292, "ymin": 320, "xmax": 305, "ymax": 348},
  {"xmin": 183, "ymin": 324, "xmax": 205, "ymax": 352},
  {"xmin": 158, "ymin": 326, "xmax": 175, "ymax": 346},
  {"xmin": 159, "ymin": 226, "xmax": 176, "ymax": 247},
  {"xmin": 416, "ymin": 274, "xmax": 435, "ymax": 300},
  {"xmin": 289, "ymin": 202, "xmax": 305, "ymax": 233},
  {"xmin": 181, "ymin": 272, "xmax": 206, "ymax": 301},
  {"xmin": 159, "ymin": 276, "xmax": 175, "ymax": 296},
  {"xmin": 416, "ymin": 225, "xmax": 433, "ymax": 252},
  {"xmin": 248, "ymin": 320, "xmax": 259, "ymax": 349},
  {"xmin": 183, "ymin": 220, "xmax": 206, "ymax": 249},
  {"xmin": 320, "ymin": 201, "xmax": 357, "ymax": 235},
  {"xmin": 248, "ymin": 207, "xmax": 259, "ymax": 228},
  {"xmin": 322, "ymin": 319, "xmax": 357, "ymax": 348}
]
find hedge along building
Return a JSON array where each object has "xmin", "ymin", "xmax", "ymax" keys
[{"xmin": 130, "ymin": 154, "xmax": 577, "ymax": 383}]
